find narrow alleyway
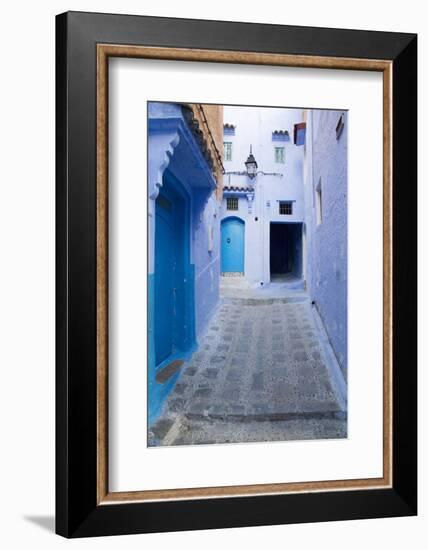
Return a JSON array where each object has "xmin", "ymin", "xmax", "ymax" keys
[{"xmin": 149, "ymin": 278, "xmax": 347, "ymax": 446}]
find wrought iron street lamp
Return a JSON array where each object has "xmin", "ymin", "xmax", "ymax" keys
[{"xmin": 244, "ymin": 146, "xmax": 258, "ymax": 179}]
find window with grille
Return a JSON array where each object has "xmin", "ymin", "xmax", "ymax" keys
[
  {"xmin": 226, "ymin": 197, "xmax": 239, "ymax": 211},
  {"xmin": 224, "ymin": 141, "xmax": 232, "ymax": 161},
  {"xmin": 274, "ymin": 146, "xmax": 285, "ymax": 163},
  {"xmin": 279, "ymin": 201, "xmax": 292, "ymax": 215}
]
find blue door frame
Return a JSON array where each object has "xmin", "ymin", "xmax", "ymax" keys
[
  {"xmin": 154, "ymin": 194, "xmax": 175, "ymax": 365},
  {"xmin": 149, "ymin": 170, "xmax": 196, "ymax": 423},
  {"xmin": 221, "ymin": 216, "xmax": 245, "ymax": 273}
]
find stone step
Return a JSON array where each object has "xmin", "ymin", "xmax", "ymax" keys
[
  {"xmin": 184, "ymin": 409, "xmax": 346, "ymax": 423},
  {"xmin": 278, "ymin": 280, "xmax": 306, "ymax": 291},
  {"xmin": 225, "ymin": 295, "xmax": 308, "ymax": 306},
  {"xmin": 155, "ymin": 359, "xmax": 184, "ymax": 384},
  {"xmin": 149, "ymin": 412, "xmax": 347, "ymax": 446}
]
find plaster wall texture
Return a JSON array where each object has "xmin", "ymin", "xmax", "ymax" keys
[
  {"xmin": 190, "ymin": 103, "xmax": 224, "ymax": 337},
  {"xmin": 221, "ymin": 106, "xmax": 305, "ymax": 285},
  {"xmin": 303, "ymin": 109, "xmax": 348, "ymax": 375},
  {"xmin": 193, "ymin": 192, "xmax": 221, "ymax": 339}
]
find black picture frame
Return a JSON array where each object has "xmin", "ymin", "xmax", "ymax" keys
[{"xmin": 56, "ymin": 11, "xmax": 417, "ymax": 538}]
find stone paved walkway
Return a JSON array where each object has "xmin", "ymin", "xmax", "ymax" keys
[{"xmin": 149, "ymin": 279, "xmax": 347, "ymax": 446}]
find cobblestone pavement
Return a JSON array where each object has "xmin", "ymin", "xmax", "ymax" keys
[{"xmin": 149, "ymin": 281, "xmax": 347, "ymax": 446}]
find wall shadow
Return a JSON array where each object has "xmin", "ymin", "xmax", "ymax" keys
[{"xmin": 23, "ymin": 515, "xmax": 55, "ymax": 533}]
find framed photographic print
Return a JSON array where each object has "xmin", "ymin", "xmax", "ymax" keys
[{"xmin": 56, "ymin": 11, "xmax": 417, "ymax": 538}]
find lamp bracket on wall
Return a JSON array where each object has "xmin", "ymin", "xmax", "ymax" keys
[{"xmin": 224, "ymin": 171, "xmax": 283, "ymax": 178}]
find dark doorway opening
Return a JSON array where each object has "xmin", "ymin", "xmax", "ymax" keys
[{"xmin": 270, "ymin": 222, "xmax": 302, "ymax": 279}]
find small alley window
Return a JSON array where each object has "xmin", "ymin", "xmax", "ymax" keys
[
  {"xmin": 226, "ymin": 197, "xmax": 239, "ymax": 211},
  {"xmin": 336, "ymin": 114, "xmax": 345, "ymax": 140},
  {"xmin": 279, "ymin": 201, "xmax": 292, "ymax": 215},
  {"xmin": 274, "ymin": 146, "xmax": 285, "ymax": 163},
  {"xmin": 316, "ymin": 180, "xmax": 323, "ymax": 225},
  {"xmin": 224, "ymin": 141, "xmax": 232, "ymax": 161}
]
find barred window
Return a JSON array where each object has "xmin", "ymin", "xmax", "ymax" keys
[
  {"xmin": 226, "ymin": 197, "xmax": 239, "ymax": 211},
  {"xmin": 274, "ymin": 146, "xmax": 285, "ymax": 163},
  {"xmin": 224, "ymin": 141, "xmax": 232, "ymax": 161},
  {"xmin": 279, "ymin": 201, "xmax": 292, "ymax": 215}
]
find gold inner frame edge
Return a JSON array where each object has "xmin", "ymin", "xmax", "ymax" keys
[{"xmin": 96, "ymin": 44, "xmax": 393, "ymax": 504}]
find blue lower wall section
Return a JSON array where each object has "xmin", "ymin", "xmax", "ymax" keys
[
  {"xmin": 195, "ymin": 258, "xmax": 220, "ymax": 341},
  {"xmin": 148, "ymin": 190, "xmax": 221, "ymax": 427},
  {"xmin": 147, "ymin": 273, "xmax": 160, "ymax": 424},
  {"xmin": 148, "ymin": 267, "xmax": 197, "ymax": 426},
  {"xmin": 184, "ymin": 264, "xmax": 196, "ymax": 350},
  {"xmin": 193, "ymin": 194, "xmax": 221, "ymax": 340},
  {"xmin": 148, "ymin": 255, "xmax": 220, "ymax": 425}
]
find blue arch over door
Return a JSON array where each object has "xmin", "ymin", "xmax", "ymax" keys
[{"xmin": 221, "ymin": 217, "xmax": 245, "ymax": 273}]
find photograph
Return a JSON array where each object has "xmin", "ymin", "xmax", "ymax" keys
[
  {"xmin": 147, "ymin": 102, "xmax": 348, "ymax": 447},
  {"xmin": 51, "ymin": 8, "xmax": 417, "ymax": 538},
  {"xmin": 0, "ymin": 0, "xmax": 421, "ymax": 544}
]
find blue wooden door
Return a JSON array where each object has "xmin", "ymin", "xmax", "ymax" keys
[
  {"xmin": 155, "ymin": 196, "xmax": 174, "ymax": 365},
  {"xmin": 221, "ymin": 217, "xmax": 245, "ymax": 273}
]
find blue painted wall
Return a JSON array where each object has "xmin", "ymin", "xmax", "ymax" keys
[
  {"xmin": 154, "ymin": 170, "xmax": 195, "ymax": 360},
  {"xmin": 192, "ymin": 190, "xmax": 221, "ymax": 341},
  {"xmin": 148, "ymin": 102, "xmax": 221, "ymax": 424},
  {"xmin": 154, "ymin": 191, "xmax": 175, "ymax": 365},
  {"xmin": 149, "ymin": 168, "xmax": 196, "ymax": 424},
  {"xmin": 303, "ymin": 110, "xmax": 348, "ymax": 376},
  {"xmin": 148, "ymin": 265, "xmax": 197, "ymax": 425}
]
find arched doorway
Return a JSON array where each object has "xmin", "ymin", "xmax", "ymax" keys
[{"xmin": 221, "ymin": 217, "xmax": 245, "ymax": 274}]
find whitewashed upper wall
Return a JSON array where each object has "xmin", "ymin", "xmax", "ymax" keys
[{"xmin": 222, "ymin": 106, "xmax": 305, "ymax": 223}]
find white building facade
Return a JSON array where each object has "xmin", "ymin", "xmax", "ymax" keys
[{"xmin": 220, "ymin": 106, "xmax": 305, "ymax": 287}]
